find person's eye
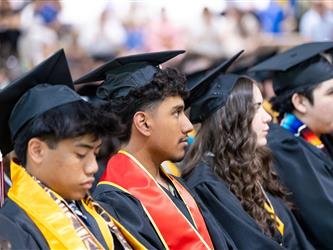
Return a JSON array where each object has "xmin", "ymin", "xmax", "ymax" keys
[
  {"xmin": 254, "ymin": 102, "xmax": 262, "ymax": 110},
  {"xmin": 174, "ymin": 110, "xmax": 181, "ymax": 117},
  {"xmin": 76, "ymin": 153, "xmax": 87, "ymax": 159}
]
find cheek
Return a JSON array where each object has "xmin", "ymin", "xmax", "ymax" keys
[
  {"xmin": 313, "ymin": 94, "xmax": 333, "ymax": 109},
  {"xmin": 161, "ymin": 118, "xmax": 179, "ymax": 133},
  {"xmin": 53, "ymin": 153, "xmax": 82, "ymax": 175},
  {"xmin": 311, "ymin": 101, "xmax": 332, "ymax": 119},
  {"xmin": 251, "ymin": 116, "xmax": 260, "ymax": 133},
  {"xmin": 43, "ymin": 150, "xmax": 62, "ymax": 169}
]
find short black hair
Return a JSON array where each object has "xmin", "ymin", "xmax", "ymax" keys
[
  {"xmin": 270, "ymin": 84, "xmax": 317, "ymax": 121},
  {"xmin": 14, "ymin": 100, "xmax": 120, "ymax": 166},
  {"xmin": 103, "ymin": 67, "xmax": 188, "ymax": 143}
]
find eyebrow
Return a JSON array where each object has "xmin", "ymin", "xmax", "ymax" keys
[
  {"xmin": 325, "ymin": 87, "xmax": 333, "ymax": 93},
  {"xmin": 75, "ymin": 143, "xmax": 102, "ymax": 150},
  {"xmin": 171, "ymin": 104, "xmax": 185, "ymax": 111}
]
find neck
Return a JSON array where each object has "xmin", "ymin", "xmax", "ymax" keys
[
  {"xmin": 25, "ymin": 164, "xmax": 35, "ymax": 177},
  {"xmin": 123, "ymin": 143, "xmax": 162, "ymax": 180}
]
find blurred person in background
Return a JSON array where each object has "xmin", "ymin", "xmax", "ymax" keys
[
  {"xmin": 122, "ymin": 3, "xmax": 147, "ymax": 53},
  {"xmin": 0, "ymin": 0, "xmax": 24, "ymax": 84},
  {"xmin": 300, "ymin": 0, "xmax": 333, "ymax": 41},
  {"xmin": 63, "ymin": 28, "xmax": 96, "ymax": 80},
  {"xmin": 18, "ymin": 0, "xmax": 62, "ymax": 68},
  {"xmin": 0, "ymin": 0, "xmax": 21, "ymax": 60},
  {"xmin": 80, "ymin": 5, "xmax": 126, "ymax": 61},
  {"xmin": 219, "ymin": 5, "xmax": 262, "ymax": 57},
  {"xmin": 186, "ymin": 7, "xmax": 225, "ymax": 60},
  {"xmin": 0, "ymin": 68, "xmax": 10, "ymax": 89},
  {"xmin": 145, "ymin": 7, "xmax": 186, "ymax": 52}
]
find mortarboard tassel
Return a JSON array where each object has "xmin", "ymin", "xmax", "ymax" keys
[{"xmin": 0, "ymin": 150, "xmax": 4, "ymax": 207}]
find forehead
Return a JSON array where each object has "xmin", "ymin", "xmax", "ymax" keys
[
  {"xmin": 58, "ymin": 134, "xmax": 101, "ymax": 147},
  {"xmin": 252, "ymin": 83, "xmax": 263, "ymax": 101},
  {"xmin": 316, "ymin": 78, "xmax": 333, "ymax": 92},
  {"xmin": 158, "ymin": 96, "xmax": 184, "ymax": 110}
]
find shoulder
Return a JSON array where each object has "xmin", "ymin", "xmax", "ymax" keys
[
  {"xmin": 93, "ymin": 182, "xmax": 143, "ymax": 207},
  {"xmin": 268, "ymin": 124, "xmax": 310, "ymax": 151},
  {"xmin": 183, "ymin": 160, "xmax": 224, "ymax": 188},
  {"xmin": 268, "ymin": 124, "xmax": 332, "ymax": 161},
  {"xmin": 182, "ymin": 161, "xmax": 231, "ymax": 203},
  {"xmin": 268, "ymin": 124, "xmax": 296, "ymax": 143},
  {"xmin": 0, "ymin": 199, "xmax": 47, "ymax": 249},
  {"xmin": 0, "ymin": 213, "xmax": 28, "ymax": 249},
  {"xmin": 1, "ymin": 198, "xmax": 30, "ymax": 225}
]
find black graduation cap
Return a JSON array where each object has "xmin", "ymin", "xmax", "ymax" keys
[
  {"xmin": 185, "ymin": 63, "xmax": 220, "ymax": 91},
  {"xmin": 0, "ymin": 49, "xmax": 82, "ymax": 155},
  {"xmin": 186, "ymin": 50, "xmax": 244, "ymax": 124},
  {"xmin": 76, "ymin": 83, "xmax": 108, "ymax": 107},
  {"xmin": 231, "ymin": 48, "xmax": 278, "ymax": 82},
  {"xmin": 249, "ymin": 42, "xmax": 333, "ymax": 96},
  {"xmin": 74, "ymin": 50, "xmax": 185, "ymax": 99}
]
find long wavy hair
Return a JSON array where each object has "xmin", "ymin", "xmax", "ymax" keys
[{"xmin": 183, "ymin": 76, "xmax": 290, "ymax": 237}]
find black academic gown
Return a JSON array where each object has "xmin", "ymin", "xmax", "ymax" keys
[
  {"xmin": 174, "ymin": 176, "xmax": 237, "ymax": 250},
  {"xmin": 94, "ymin": 176, "xmax": 237, "ymax": 250},
  {"xmin": 94, "ymin": 184, "xmax": 166, "ymax": 249},
  {"xmin": 268, "ymin": 124, "xmax": 333, "ymax": 249},
  {"xmin": 320, "ymin": 133, "xmax": 333, "ymax": 160},
  {"xmin": 0, "ymin": 213, "xmax": 30, "ymax": 250},
  {"xmin": 0, "ymin": 198, "xmax": 123, "ymax": 250},
  {"xmin": 184, "ymin": 160, "xmax": 314, "ymax": 250}
]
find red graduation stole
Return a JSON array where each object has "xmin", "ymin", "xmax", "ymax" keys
[{"xmin": 99, "ymin": 151, "xmax": 214, "ymax": 250}]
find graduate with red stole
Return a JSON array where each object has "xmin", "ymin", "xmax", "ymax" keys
[{"xmin": 75, "ymin": 51, "xmax": 236, "ymax": 250}]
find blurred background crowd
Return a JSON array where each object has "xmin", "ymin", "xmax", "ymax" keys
[{"xmin": 1, "ymin": 0, "xmax": 333, "ymax": 89}]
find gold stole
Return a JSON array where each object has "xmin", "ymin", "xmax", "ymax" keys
[
  {"xmin": 258, "ymin": 181, "xmax": 285, "ymax": 236},
  {"xmin": 8, "ymin": 161, "xmax": 112, "ymax": 249},
  {"xmin": 264, "ymin": 202, "xmax": 285, "ymax": 236}
]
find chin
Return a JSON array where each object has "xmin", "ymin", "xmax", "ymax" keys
[
  {"xmin": 169, "ymin": 154, "xmax": 185, "ymax": 163},
  {"xmin": 68, "ymin": 192, "xmax": 86, "ymax": 201},
  {"xmin": 323, "ymin": 127, "xmax": 333, "ymax": 134},
  {"xmin": 257, "ymin": 138, "xmax": 267, "ymax": 147}
]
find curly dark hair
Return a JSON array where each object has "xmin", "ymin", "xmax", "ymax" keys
[
  {"xmin": 102, "ymin": 67, "xmax": 188, "ymax": 143},
  {"xmin": 270, "ymin": 84, "xmax": 316, "ymax": 122},
  {"xmin": 183, "ymin": 76, "xmax": 290, "ymax": 238}
]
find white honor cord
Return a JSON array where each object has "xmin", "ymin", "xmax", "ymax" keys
[{"xmin": 4, "ymin": 174, "xmax": 12, "ymax": 187}]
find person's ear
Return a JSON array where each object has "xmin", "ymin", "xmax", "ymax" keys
[
  {"xmin": 133, "ymin": 111, "xmax": 152, "ymax": 136},
  {"xmin": 291, "ymin": 93, "xmax": 308, "ymax": 114},
  {"xmin": 27, "ymin": 138, "xmax": 48, "ymax": 165}
]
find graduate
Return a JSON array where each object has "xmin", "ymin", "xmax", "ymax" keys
[
  {"xmin": 182, "ymin": 51, "xmax": 314, "ymax": 250},
  {"xmin": 250, "ymin": 42, "xmax": 333, "ymax": 249},
  {"xmin": 0, "ymin": 49, "xmax": 146, "ymax": 249},
  {"xmin": 75, "ymin": 51, "xmax": 236, "ymax": 249}
]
